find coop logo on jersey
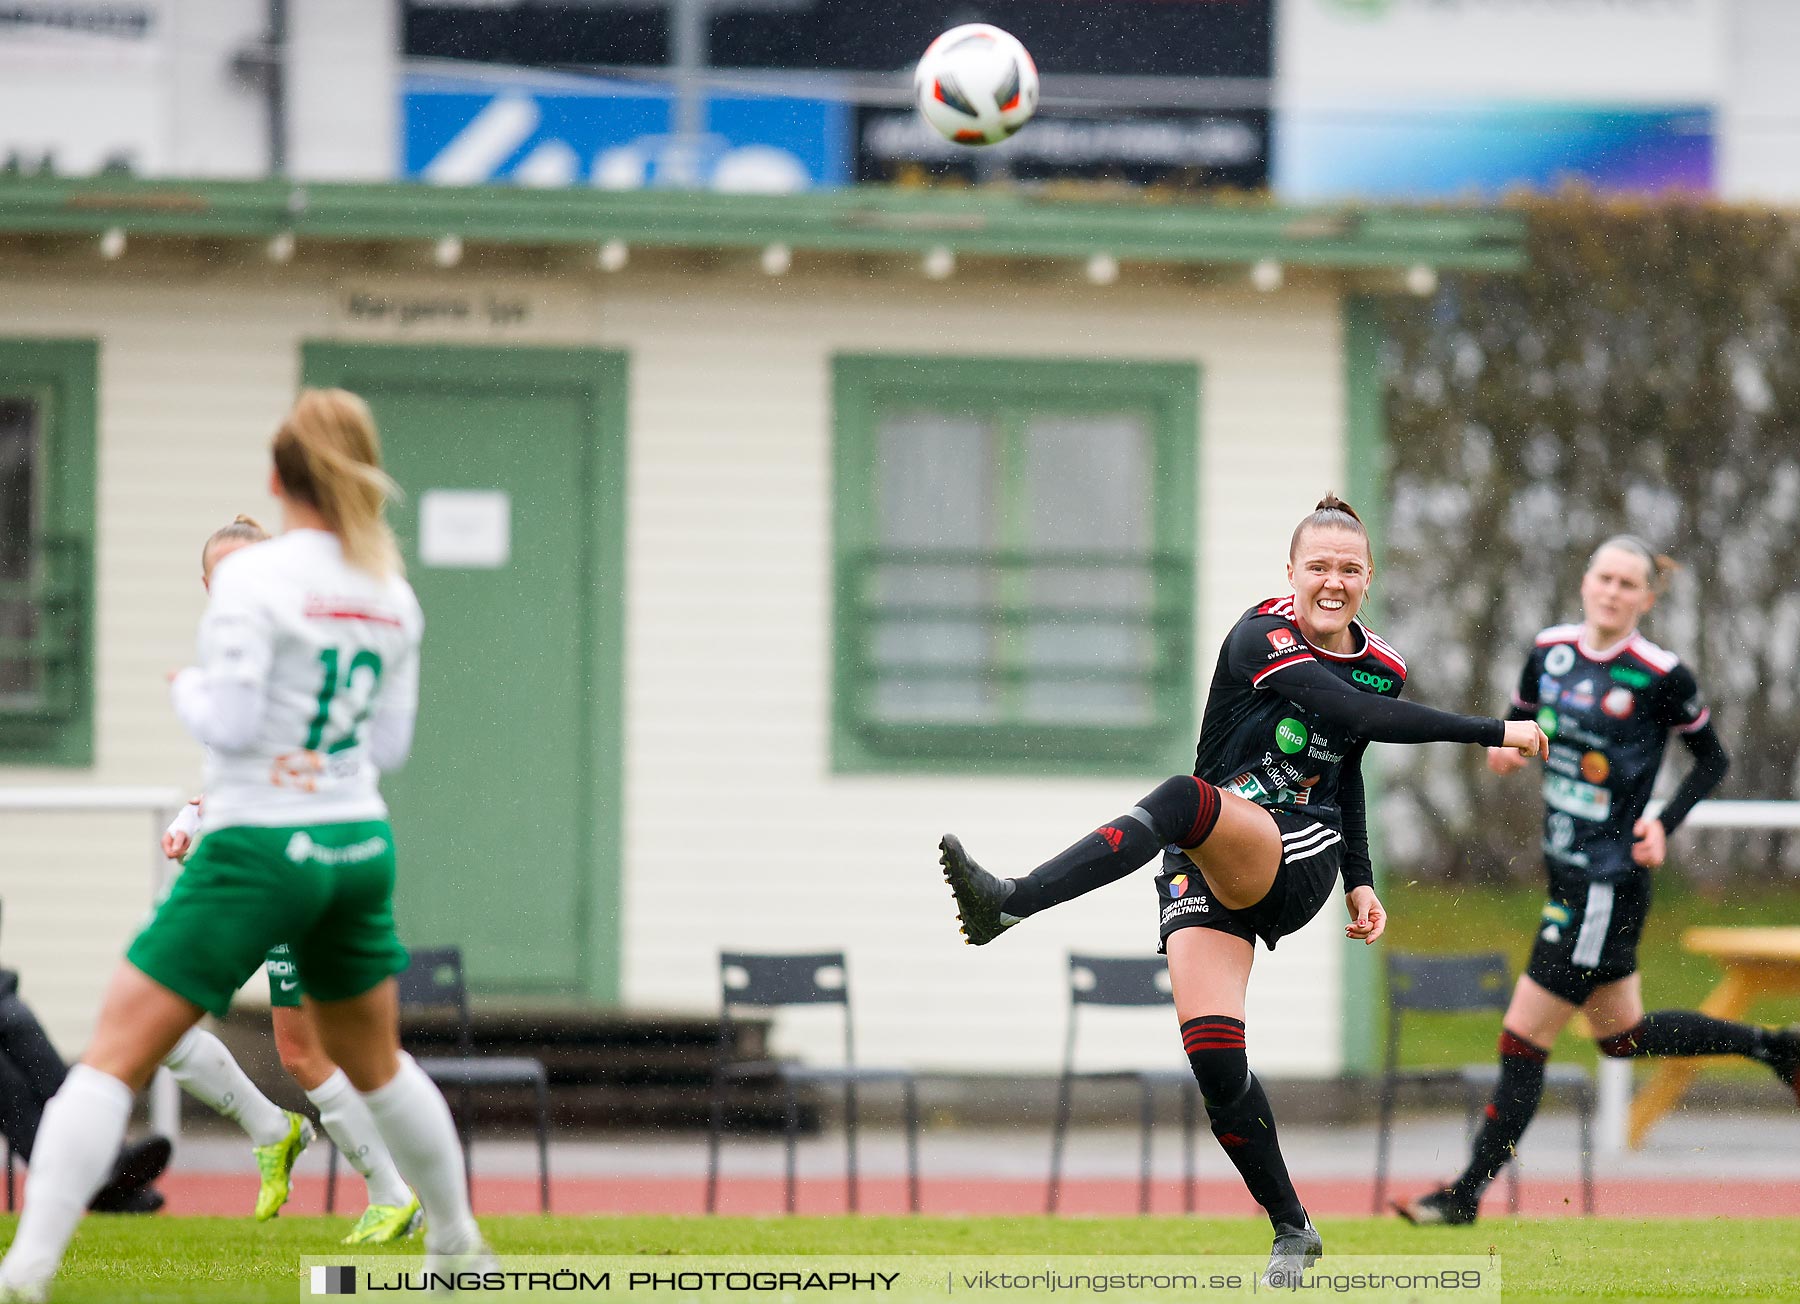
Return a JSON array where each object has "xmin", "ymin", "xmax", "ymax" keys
[
  {"xmin": 1611, "ymin": 665, "xmax": 1653, "ymax": 689},
  {"xmin": 1544, "ymin": 644, "xmax": 1576, "ymax": 675},
  {"xmin": 1267, "ymin": 627, "xmax": 1299, "ymax": 652},
  {"xmin": 1602, "ymin": 687, "xmax": 1635, "ymax": 719},
  {"xmin": 1351, "ymin": 668, "xmax": 1394, "ymax": 692},
  {"xmin": 1275, "ymin": 718, "xmax": 1309, "ymax": 754},
  {"xmin": 1168, "ymin": 873, "xmax": 1190, "ymax": 899}
]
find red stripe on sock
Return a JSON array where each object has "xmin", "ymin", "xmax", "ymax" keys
[
  {"xmin": 1498, "ymin": 1029, "xmax": 1549, "ymax": 1063},
  {"xmin": 1180, "ymin": 1016, "xmax": 1246, "ymax": 1051},
  {"xmin": 1598, "ymin": 1025, "xmax": 1643, "ymax": 1058},
  {"xmin": 1182, "ymin": 778, "xmax": 1222, "ymax": 848}
]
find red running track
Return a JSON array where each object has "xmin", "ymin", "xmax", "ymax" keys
[{"xmin": 154, "ymin": 1173, "xmax": 1800, "ymax": 1220}]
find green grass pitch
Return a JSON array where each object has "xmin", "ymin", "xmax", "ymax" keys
[{"xmin": 12, "ymin": 1214, "xmax": 1800, "ymax": 1303}]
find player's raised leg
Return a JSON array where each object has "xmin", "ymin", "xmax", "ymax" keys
[
  {"xmin": 1583, "ymin": 974, "xmax": 1800, "ymax": 1106},
  {"xmin": 941, "ymin": 775, "xmax": 1229, "ymax": 944}
]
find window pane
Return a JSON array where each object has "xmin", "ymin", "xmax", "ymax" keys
[
  {"xmin": 1019, "ymin": 412, "xmax": 1157, "ymax": 725},
  {"xmin": 861, "ymin": 404, "xmax": 1171, "ymax": 730},
  {"xmin": 0, "ymin": 396, "xmax": 38, "ymax": 704},
  {"xmin": 871, "ymin": 410, "xmax": 1000, "ymax": 723}
]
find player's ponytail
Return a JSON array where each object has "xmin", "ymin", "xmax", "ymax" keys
[
  {"xmin": 1593, "ymin": 534, "xmax": 1677, "ymax": 595},
  {"xmin": 272, "ymin": 389, "xmax": 402, "ymax": 578},
  {"xmin": 1289, "ymin": 491, "xmax": 1370, "ymax": 560}
]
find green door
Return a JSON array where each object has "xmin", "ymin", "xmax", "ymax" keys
[{"xmin": 301, "ymin": 344, "xmax": 626, "ymax": 999}]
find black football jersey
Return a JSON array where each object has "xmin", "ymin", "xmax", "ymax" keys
[
  {"xmin": 1194, "ymin": 597, "xmax": 1408, "ymax": 825},
  {"xmin": 1512, "ymin": 625, "xmax": 1710, "ymax": 884}
]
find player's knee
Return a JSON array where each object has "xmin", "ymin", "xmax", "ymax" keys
[
  {"xmin": 1140, "ymin": 775, "xmax": 1223, "ymax": 849},
  {"xmin": 1498, "ymin": 1027, "xmax": 1550, "ymax": 1063},
  {"xmin": 1181, "ymin": 1015, "xmax": 1248, "ymax": 1105},
  {"xmin": 1596, "ymin": 1025, "xmax": 1643, "ymax": 1058}
]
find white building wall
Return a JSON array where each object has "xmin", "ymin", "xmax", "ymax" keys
[
  {"xmin": 287, "ymin": 0, "xmax": 400, "ymax": 182},
  {"xmin": 609, "ymin": 273, "xmax": 1348, "ymax": 1077},
  {"xmin": 1717, "ymin": 0, "xmax": 1800, "ymax": 203},
  {"xmin": 0, "ymin": 0, "xmax": 397, "ymax": 181},
  {"xmin": 0, "ymin": 263, "xmax": 1349, "ymax": 1078}
]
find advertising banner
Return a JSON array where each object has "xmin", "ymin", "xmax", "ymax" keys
[
  {"xmin": 404, "ymin": 67, "xmax": 852, "ymax": 191},
  {"xmin": 858, "ymin": 107, "xmax": 1268, "ymax": 190},
  {"xmin": 1275, "ymin": 0, "xmax": 1728, "ymax": 199}
]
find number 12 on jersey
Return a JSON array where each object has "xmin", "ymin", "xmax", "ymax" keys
[{"xmin": 304, "ymin": 647, "xmax": 383, "ymax": 753}]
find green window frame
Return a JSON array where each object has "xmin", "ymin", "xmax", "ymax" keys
[
  {"xmin": 833, "ymin": 354, "xmax": 1199, "ymax": 774},
  {"xmin": 0, "ymin": 340, "xmax": 96, "ymax": 767}
]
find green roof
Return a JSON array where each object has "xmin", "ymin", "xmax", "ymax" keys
[{"xmin": 0, "ymin": 176, "xmax": 1525, "ymax": 272}]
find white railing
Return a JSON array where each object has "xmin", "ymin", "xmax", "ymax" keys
[
  {"xmin": 0, "ymin": 786, "xmax": 187, "ymax": 1137},
  {"xmin": 1593, "ymin": 799, "xmax": 1800, "ymax": 1152}
]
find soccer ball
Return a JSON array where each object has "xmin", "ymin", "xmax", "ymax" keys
[{"xmin": 913, "ymin": 24, "xmax": 1039, "ymax": 146}]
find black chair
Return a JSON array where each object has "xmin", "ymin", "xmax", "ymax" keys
[
  {"xmin": 326, "ymin": 945, "xmax": 551, "ymax": 1213},
  {"xmin": 1374, "ymin": 951, "xmax": 1594, "ymax": 1216},
  {"xmin": 1047, "ymin": 954, "xmax": 1199, "ymax": 1215},
  {"xmin": 705, "ymin": 951, "xmax": 920, "ymax": 1215}
]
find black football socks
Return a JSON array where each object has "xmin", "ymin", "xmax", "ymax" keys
[
  {"xmin": 1597, "ymin": 1010, "xmax": 1768, "ymax": 1061},
  {"xmin": 1005, "ymin": 776, "xmax": 1222, "ymax": 916},
  {"xmin": 1184, "ymin": 1015, "xmax": 1307, "ymax": 1229},
  {"xmin": 1448, "ymin": 1028, "xmax": 1548, "ymax": 1210}
]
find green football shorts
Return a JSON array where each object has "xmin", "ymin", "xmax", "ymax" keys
[{"xmin": 127, "ymin": 821, "xmax": 409, "ymax": 1017}]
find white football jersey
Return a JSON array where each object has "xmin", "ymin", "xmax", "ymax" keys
[{"xmin": 192, "ymin": 529, "xmax": 424, "ymax": 830}]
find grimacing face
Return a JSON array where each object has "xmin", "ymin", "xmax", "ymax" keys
[
  {"xmin": 1286, "ymin": 525, "xmax": 1371, "ymax": 643},
  {"xmin": 1580, "ymin": 544, "xmax": 1656, "ymax": 640}
]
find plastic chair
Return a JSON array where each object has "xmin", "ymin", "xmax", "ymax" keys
[
  {"xmin": 704, "ymin": 951, "xmax": 920, "ymax": 1215},
  {"xmin": 1047, "ymin": 953, "xmax": 1199, "ymax": 1215},
  {"xmin": 1373, "ymin": 951, "xmax": 1594, "ymax": 1215},
  {"xmin": 326, "ymin": 946, "xmax": 551, "ymax": 1213}
]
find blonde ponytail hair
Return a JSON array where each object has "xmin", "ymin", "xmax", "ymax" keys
[{"xmin": 272, "ymin": 389, "xmax": 402, "ymax": 577}]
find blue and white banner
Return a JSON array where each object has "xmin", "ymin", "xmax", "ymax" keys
[
  {"xmin": 1274, "ymin": 0, "xmax": 1726, "ymax": 199},
  {"xmin": 404, "ymin": 66, "xmax": 852, "ymax": 191}
]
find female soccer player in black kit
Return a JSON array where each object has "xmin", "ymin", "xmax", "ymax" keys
[
  {"xmin": 1397, "ymin": 536, "xmax": 1800, "ymax": 1226},
  {"xmin": 939, "ymin": 495, "xmax": 1548, "ymax": 1282}
]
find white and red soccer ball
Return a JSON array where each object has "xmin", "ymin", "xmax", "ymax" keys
[{"xmin": 913, "ymin": 24, "xmax": 1039, "ymax": 147}]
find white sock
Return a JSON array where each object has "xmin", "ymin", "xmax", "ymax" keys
[
  {"xmin": 162, "ymin": 1026, "xmax": 292, "ymax": 1148},
  {"xmin": 0, "ymin": 1065, "xmax": 131, "ymax": 1292},
  {"xmin": 360, "ymin": 1054, "xmax": 481, "ymax": 1253},
  {"xmin": 307, "ymin": 1069, "xmax": 411, "ymax": 1208}
]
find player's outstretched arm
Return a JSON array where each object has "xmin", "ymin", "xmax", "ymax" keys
[{"xmin": 1265, "ymin": 658, "xmax": 1510, "ymax": 748}]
